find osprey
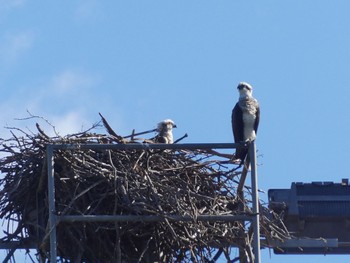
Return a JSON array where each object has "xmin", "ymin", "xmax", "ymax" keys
[
  {"xmin": 155, "ymin": 119, "xmax": 177, "ymax": 144},
  {"xmin": 231, "ymin": 82, "xmax": 260, "ymax": 164}
]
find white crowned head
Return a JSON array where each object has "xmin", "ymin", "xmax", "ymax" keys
[
  {"xmin": 237, "ymin": 82, "xmax": 253, "ymax": 98},
  {"xmin": 157, "ymin": 119, "xmax": 176, "ymax": 132}
]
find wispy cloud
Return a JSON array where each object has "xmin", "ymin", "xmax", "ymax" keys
[
  {"xmin": 49, "ymin": 111, "xmax": 92, "ymax": 136},
  {"xmin": 0, "ymin": 31, "xmax": 34, "ymax": 65},
  {"xmin": 74, "ymin": 0, "xmax": 102, "ymax": 23},
  {"xmin": 51, "ymin": 70, "xmax": 96, "ymax": 94},
  {"xmin": 0, "ymin": 0, "xmax": 26, "ymax": 12},
  {"xmin": 0, "ymin": 69, "xmax": 100, "ymax": 137}
]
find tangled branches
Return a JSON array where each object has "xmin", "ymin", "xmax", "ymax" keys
[{"xmin": 0, "ymin": 118, "xmax": 288, "ymax": 262}]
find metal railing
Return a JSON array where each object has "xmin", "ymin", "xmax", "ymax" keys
[{"xmin": 45, "ymin": 142, "xmax": 260, "ymax": 263}]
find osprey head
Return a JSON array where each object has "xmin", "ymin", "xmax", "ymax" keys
[
  {"xmin": 157, "ymin": 119, "xmax": 177, "ymax": 132},
  {"xmin": 237, "ymin": 82, "xmax": 253, "ymax": 97}
]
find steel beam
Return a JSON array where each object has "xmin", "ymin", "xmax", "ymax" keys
[
  {"xmin": 263, "ymin": 238, "xmax": 338, "ymax": 248},
  {"xmin": 48, "ymin": 142, "xmax": 242, "ymax": 151},
  {"xmin": 45, "ymin": 142, "xmax": 254, "ymax": 262},
  {"xmin": 58, "ymin": 214, "xmax": 253, "ymax": 223},
  {"xmin": 0, "ymin": 240, "xmax": 37, "ymax": 249},
  {"xmin": 47, "ymin": 145, "xmax": 57, "ymax": 263},
  {"xmin": 250, "ymin": 142, "xmax": 261, "ymax": 263}
]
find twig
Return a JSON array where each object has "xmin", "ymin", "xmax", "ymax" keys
[
  {"xmin": 99, "ymin": 112, "xmax": 125, "ymax": 143},
  {"xmin": 173, "ymin": 133, "xmax": 188, "ymax": 144},
  {"xmin": 123, "ymin": 128, "xmax": 157, "ymax": 139}
]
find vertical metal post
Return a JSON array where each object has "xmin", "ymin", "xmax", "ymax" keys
[
  {"xmin": 249, "ymin": 142, "xmax": 261, "ymax": 263},
  {"xmin": 47, "ymin": 145, "xmax": 57, "ymax": 262}
]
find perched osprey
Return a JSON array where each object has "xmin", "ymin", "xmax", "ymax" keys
[
  {"xmin": 155, "ymin": 119, "xmax": 177, "ymax": 144},
  {"xmin": 231, "ymin": 82, "xmax": 260, "ymax": 164}
]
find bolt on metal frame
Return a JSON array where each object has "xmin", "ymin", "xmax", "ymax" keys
[{"xmin": 46, "ymin": 142, "xmax": 260, "ymax": 263}]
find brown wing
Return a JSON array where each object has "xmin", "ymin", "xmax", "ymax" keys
[
  {"xmin": 254, "ymin": 104, "xmax": 260, "ymax": 134},
  {"xmin": 232, "ymin": 103, "xmax": 247, "ymax": 163},
  {"xmin": 231, "ymin": 103, "xmax": 244, "ymax": 143}
]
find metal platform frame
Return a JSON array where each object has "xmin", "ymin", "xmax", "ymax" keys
[
  {"xmin": 1, "ymin": 141, "xmax": 346, "ymax": 262},
  {"xmin": 47, "ymin": 142, "xmax": 261, "ymax": 263},
  {"xmin": 1, "ymin": 142, "xmax": 261, "ymax": 263}
]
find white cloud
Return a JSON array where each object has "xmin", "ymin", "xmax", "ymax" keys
[
  {"xmin": 49, "ymin": 111, "xmax": 92, "ymax": 136},
  {"xmin": 0, "ymin": 31, "xmax": 34, "ymax": 65},
  {"xmin": 0, "ymin": 110, "xmax": 92, "ymax": 139},
  {"xmin": 0, "ymin": 0, "xmax": 26, "ymax": 12},
  {"xmin": 74, "ymin": 0, "xmax": 102, "ymax": 23},
  {"xmin": 0, "ymin": 69, "xmax": 100, "ymax": 138},
  {"xmin": 51, "ymin": 70, "xmax": 96, "ymax": 94},
  {"xmin": 0, "ymin": 67, "xmax": 132, "ymax": 141},
  {"xmin": 23, "ymin": 69, "xmax": 98, "ymax": 111}
]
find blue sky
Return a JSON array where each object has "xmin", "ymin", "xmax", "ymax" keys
[{"xmin": 1, "ymin": 0, "xmax": 350, "ymax": 262}]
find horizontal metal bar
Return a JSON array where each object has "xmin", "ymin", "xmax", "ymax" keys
[
  {"xmin": 296, "ymin": 195, "xmax": 350, "ymax": 201},
  {"xmin": 338, "ymin": 242, "xmax": 350, "ymax": 247},
  {"xmin": 5, "ymin": 238, "xmax": 338, "ymax": 249},
  {"xmin": 58, "ymin": 214, "xmax": 253, "ymax": 223},
  {"xmin": 0, "ymin": 240, "xmax": 37, "ymax": 249},
  {"xmin": 48, "ymin": 143, "xmax": 243, "ymax": 151},
  {"xmin": 262, "ymin": 238, "xmax": 338, "ymax": 248}
]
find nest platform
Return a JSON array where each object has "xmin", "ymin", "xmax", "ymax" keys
[{"xmin": 0, "ymin": 117, "xmax": 288, "ymax": 262}]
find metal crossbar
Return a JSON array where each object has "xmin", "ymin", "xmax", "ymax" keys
[
  {"xmin": 46, "ymin": 142, "xmax": 261, "ymax": 263},
  {"xmin": 59, "ymin": 214, "xmax": 254, "ymax": 223}
]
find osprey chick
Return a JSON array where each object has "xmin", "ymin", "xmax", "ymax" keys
[
  {"xmin": 231, "ymin": 82, "xmax": 260, "ymax": 163},
  {"xmin": 155, "ymin": 119, "xmax": 177, "ymax": 144}
]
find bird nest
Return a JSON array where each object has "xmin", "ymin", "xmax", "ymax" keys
[{"xmin": 0, "ymin": 115, "xmax": 289, "ymax": 262}]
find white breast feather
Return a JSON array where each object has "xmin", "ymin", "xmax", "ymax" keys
[
  {"xmin": 164, "ymin": 130, "xmax": 173, "ymax": 144},
  {"xmin": 243, "ymin": 112, "xmax": 256, "ymax": 141}
]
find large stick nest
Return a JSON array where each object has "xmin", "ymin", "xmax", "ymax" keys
[{"xmin": 0, "ymin": 115, "xmax": 289, "ymax": 262}]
